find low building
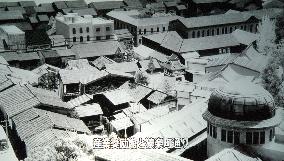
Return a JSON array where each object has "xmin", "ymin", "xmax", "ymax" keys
[
  {"xmin": 55, "ymin": 13, "xmax": 114, "ymax": 45},
  {"xmin": 0, "ymin": 25, "xmax": 26, "ymax": 51},
  {"xmin": 88, "ymin": 1, "xmax": 125, "ymax": 16},
  {"xmin": 107, "ymin": 10, "xmax": 180, "ymax": 46}
]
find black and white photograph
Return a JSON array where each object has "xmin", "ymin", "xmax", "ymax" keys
[{"xmin": 0, "ymin": 0, "xmax": 284, "ymax": 161}]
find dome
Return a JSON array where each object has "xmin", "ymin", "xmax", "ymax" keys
[{"xmin": 208, "ymin": 80, "xmax": 275, "ymax": 121}]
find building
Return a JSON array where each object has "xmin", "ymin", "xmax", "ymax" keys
[
  {"xmin": 88, "ymin": 1, "xmax": 125, "ymax": 16},
  {"xmin": 106, "ymin": 10, "xmax": 180, "ymax": 46},
  {"xmin": 55, "ymin": 13, "xmax": 114, "ymax": 45},
  {"xmin": 203, "ymin": 80, "xmax": 283, "ymax": 160},
  {"xmin": 0, "ymin": 25, "xmax": 26, "ymax": 51}
]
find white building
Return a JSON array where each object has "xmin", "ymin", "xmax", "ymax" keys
[
  {"xmin": 0, "ymin": 25, "xmax": 26, "ymax": 51},
  {"xmin": 203, "ymin": 80, "xmax": 284, "ymax": 161},
  {"xmin": 55, "ymin": 13, "xmax": 114, "ymax": 44}
]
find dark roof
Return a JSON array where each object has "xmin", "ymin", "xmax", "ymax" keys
[
  {"xmin": 34, "ymin": 4, "xmax": 55, "ymax": 13},
  {"xmin": 29, "ymin": 16, "xmax": 38, "ymax": 24},
  {"xmin": 176, "ymin": 4, "xmax": 186, "ymax": 10},
  {"xmin": 37, "ymin": 14, "xmax": 49, "ymax": 22},
  {"xmin": 53, "ymin": 1, "xmax": 68, "ymax": 10},
  {"xmin": 65, "ymin": 1, "xmax": 87, "ymax": 8},
  {"xmin": 26, "ymin": 30, "xmax": 51, "ymax": 46},
  {"xmin": 72, "ymin": 8, "xmax": 97, "ymax": 16},
  {"xmin": 124, "ymin": 0, "xmax": 143, "ymax": 8},
  {"xmin": 7, "ymin": 6, "xmax": 26, "ymax": 14},
  {"xmin": 18, "ymin": 1, "xmax": 37, "ymax": 7},
  {"xmin": 0, "ymin": 11, "xmax": 24, "ymax": 21},
  {"xmin": 39, "ymin": 50, "xmax": 59, "ymax": 58},
  {"xmin": 0, "ymin": 51, "xmax": 40, "ymax": 62},
  {"xmin": 4, "ymin": 22, "xmax": 33, "ymax": 31},
  {"xmin": 89, "ymin": 1, "xmax": 125, "ymax": 10},
  {"xmin": 0, "ymin": 2, "xmax": 19, "ymax": 8}
]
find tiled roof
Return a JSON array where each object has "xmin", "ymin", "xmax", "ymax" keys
[
  {"xmin": 103, "ymin": 89, "xmax": 133, "ymax": 105},
  {"xmin": 7, "ymin": 6, "xmax": 26, "ymax": 14},
  {"xmin": 0, "ymin": 77, "xmax": 14, "ymax": 92},
  {"xmin": 18, "ymin": 1, "xmax": 37, "ymax": 7},
  {"xmin": 4, "ymin": 22, "xmax": 33, "ymax": 31},
  {"xmin": 55, "ymin": 49, "xmax": 76, "ymax": 57},
  {"xmin": 72, "ymin": 41, "xmax": 123, "ymax": 59},
  {"xmin": 65, "ymin": 1, "xmax": 87, "ymax": 8},
  {"xmin": 205, "ymin": 53, "xmax": 240, "ymax": 67},
  {"xmin": 36, "ymin": 3, "xmax": 55, "ymax": 13},
  {"xmin": 0, "ymin": 51, "xmax": 40, "ymax": 62},
  {"xmin": 91, "ymin": 56, "xmax": 115, "ymax": 70},
  {"xmin": 110, "ymin": 116, "xmax": 133, "ymax": 131},
  {"xmin": 126, "ymin": 85, "xmax": 152, "ymax": 102},
  {"xmin": 89, "ymin": 1, "xmax": 125, "ymax": 10},
  {"xmin": 0, "ymin": 11, "xmax": 24, "ymax": 21},
  {"xmin": 0, "ymin": 85, "xmax": 40, "ymax": 117},
  {"xmin": 27, "ymin": 86, "xmax": 72, "ymax": 110},
  {"xmin": 39, "ymin": 50, "xmax": 59, "ymax": 58},
  {"xmin": 25, "ymin": 129, "xmax": 71, "ymax": 152},
  {"xmin": 75, "ymin": 103, "xmax": 103, "ymax": 117},
  {"xmin": 67, "ymin": 94, "xmax": 93, "ymax": 108},
  {"xmin": 123, "ymin": 0, "xmax": 143, "ymax": 8},
  {"xmin": 105, "ymin": 61, "xmax": 139, "ymax": 73},
  {"xmin": 147, "ymin": 91, "xmax": 168, "ymax": 104},
  {"xmin": 72, "ymin": 8, "xmax": 97, "ymax": 16},
  {"xmin": 0, "ymin": 2, "xmax": 19, "ymax": 7},
  {"xmin": 32, "ymin": 64, "xmax": 60, "ymax": 76},
  {"xmin": 12, "ymin": 108, "xmax": 40, "ymax": 126},
  {"xmin": 53, "ymin": 1, "xmax": 68, "ymax": 9}
]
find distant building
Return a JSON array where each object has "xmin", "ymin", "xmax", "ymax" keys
[
  {"xmin": 107, "ymin": 10, "xmax": 180, "ymax": 46},
  {"xmin": 55, "ymin": 13, "xmax": 114, "ymax": 45},
  {"xmin": 203, "ymin": 80, "xmax": 283, "ymax": 160},
  {"xmin": 0, "ymin": 25, "xmax": 26, "ymax": 51}
]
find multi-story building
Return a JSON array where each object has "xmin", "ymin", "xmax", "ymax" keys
[
  {"xmin": 203, "ymin": 80, "xmax": 284, "ymax": 160},
  {"xmin": 55, "ymin": 13, "xmax": 114, "ymax": 45},
  {"xmin": 0, "ymin": 25, "xmax": 26, "ymax": 51},
  {"xmin": 106, "ymin": 10, "xmax": 180, "ymax": 46}
]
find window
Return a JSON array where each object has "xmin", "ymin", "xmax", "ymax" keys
[
  {"xmin": 260, "ymin": 132, "xmax": 265, "ymax": 144},
  {"xmin": 269, "ymin": 129, "xmax": 273, "ymax": 141},
  {"xmin": 221, "ymin": 129, "xmax": 226, "ymax": 141},
  {"xmin": 246, "ymin": 132, "xmax": 252, "ymax": 144},
  {"xmin": 244, "ymin": 25, "xmax": 247, "ymax": 31},
  {"xmin": 213, "ymin": 126, "xmax": 217, "ymax": 138},
  {"xmin": 217, "ymin": 28, "xmax": 219, "ymax": 35},
  {"xmin": 106, "ymin": 26, "xmax": 110, "ymax": 31},
  {"xmin": 224, "ymin": 27, "xmax": 227, "ymax": 34},
  {"xmin": 250, "ymin": 24, "xmax": 253, "ymax": 32},
  {"xmin": 253, "ymin": 132, "xmax": 259, "ymax": 144},
  {"xmin": 106, "ymin": 35, "xmax": 110, "ymax": 39},
  {"xmin": 234, "ymin": 131, "xmax": 240, "ymax": 144},
  {"xmin": 86, "ymin": 27, "xmax": 89, "ymax": 33},
  {"xmin": 80, "ymin": 36, "xmax": 83, "ymax": 42},
  {"xmin": 151, "ymin": 28, "xmax": 153, "ymax": 33},
  {"xmin": 73, "ymin": 28, "xmax": 76, "ymax": 34},
  {"xmin": 227, "ymin": 131, "xmax": 233, "ymax": 143},
  {"xmin": 144, "ymin": 29, "xmax": 146, "ymax": 34},
  {"xmin": 240, "ymin": 25, "xmax": 243, "ymax": 30},
  {"xmin": 222, "ymin": 28, "xmax": 224, "ymax": 34},
  {"xmin": 157, "ymin": 27, "xmax": 159, "ymax": 32},
  {"xmin": 192, "ymin": 31, "xmax": 195, "ymax": 38},
  {"xmin": 163, "ymin": 27, "xmax": 166, "ymax": 31},
  {"xmin": 96, "ymin": 28, "xmax": 100, "ymax": 32},
  {"xmin": 202, "ymin": 30, "xmax": 204, "ymax": 37},
  {"xmin": 139, "ymin": 39, "xmax": 142, "ymax": 44},
  {"xmin": 87, "ymin": 35, "xmax": 90, "ymax": 41},
  {"xmin": 207, "ymin": 29, "xmax": 210, "ymax": 36},
  {"xmin": 73, "ymin": 37, "xmax": 76, "ymax": 42},
  {"xmin": 96, "ymin": 36, "xmax": 101, "ymax": 40},
  {"xmin": 230, "ymin": 27, "xmax": 233, "ymax": 33},
  {"xmin": 80, "ymin": 28, "xmax": 83, "ymax": 33},
  {"xmin": 197, "ymin": 31, "xmax": 200, "ymax": 37},
  {"xmin": 211, "ymin": 29, "xmax": 214, "ymax": 36},
  {"xmin": 139, "ymin": 29, "xmax": 142, "ymax": 34}
]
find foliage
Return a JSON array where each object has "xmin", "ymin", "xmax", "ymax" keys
[
  {"xmin": 257, "ymin": 15, "xmax": 277, "ymax": 54},
  {"xmin": 134, "ymin": 70, "xmax": 149, "ymax": 86},
  {"xmin": 38, "ymin": 72, "xmax": 58, "ymax": 90},
  {"xmin": 162, "ymin": 78, "xmax": 172, "ymax": 95},
  {"xmin": 25, "ymin": 136, "xmax": 94, "ymax": 161}
]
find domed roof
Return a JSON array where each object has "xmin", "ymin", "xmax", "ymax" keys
[{"xmin": 208, "ymin": 80, "xmax": 275, "ymax": 121}]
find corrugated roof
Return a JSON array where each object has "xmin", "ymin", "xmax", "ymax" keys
[{"xmin": 12, "ymin": 108, "xmax": 39, "ymax": 126}]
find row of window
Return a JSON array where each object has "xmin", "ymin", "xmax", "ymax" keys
[
  {"xmin": 207, "ymin": 123, "xmax": 275, "ymax": 145},
  {"xmin": 72, "ymin": 27, "xmax": 111, "ymax": 34},
  {"xmin": 138, "ymin": 27, "xmax": 166, "ymax": 35},
  {"xmin": 191, "ymin": 24, "xmax": 257, "ymax": 38},
  {"xmin": 72, "ymin": 35, "xmax": 111, "ymax": 42}
]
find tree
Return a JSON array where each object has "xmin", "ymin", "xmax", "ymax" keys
[
  {"xmin": 257, "ymin": 15, "xmax": 277, "ymax": 54},
  {"xmin": 162, "ymin": 78, "xmax": 172, "ymax": 95},
  {"xmin": 148, "ymin": 57, "xmax": 155, "ymax": 74},
  {"xmin": 134, "ymin": 70, "xmax": 149, "ymax": 86}
]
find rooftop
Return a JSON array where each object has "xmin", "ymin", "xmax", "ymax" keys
[
  {"xmin": 56, "ymin": 14, "xmax": 113, "ymax": 25},
  {"xmin": 0, "ymin": 25, "xmax": 24, "ymax": 35}
]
